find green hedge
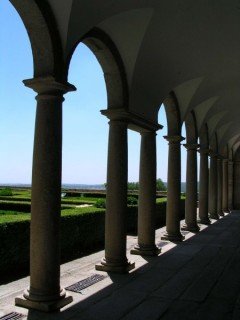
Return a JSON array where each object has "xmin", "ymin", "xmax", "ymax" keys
[
  {"xmin": 0, "ymin": 201, "xmax": 31, "ymax": 213},
  {"xmin": 126, "ymin": 199, "xmax": 185, "ymax": 233},
  {"xmin": 61, "ymin": 208, "xmax": 105, "ymax": 261},
  {"xmin": 0, "ymin": 201, "xmax": 75, "ymax": 213},
  {"xmin": 0, "ymin": 219, "xmax": 30, "ymax": 282},
  {"xmin": 64, "ymin": 192, "xmax": 106, "ymax": 198},
  {"xmin": 0, "ymin": 199, "xmax": 185, "ymax": 283},
  {"xmin": 0, "ymin": 197, "xmax": 30, "ymax": 202}
]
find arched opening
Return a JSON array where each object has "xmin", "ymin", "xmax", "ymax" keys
[
  {"xmin": 181, "ymin": 122, "xmax": 187, "ymax": 192},
  {"xmin": 157, "ymin": 104, "xmax": 168, "ymax": 189},
  {"xmin": 0, "ymin": 0, "xmax": 34, "ymax": 185},
  {"xmin": 63, "ymin": 43, "xmax": 108, "ymax": 186},
  {"xmin": 65, "ymin": 40, "xmax": 142, "ymax": 187},
  {"xmin": 128, "ymin": 130, "xmax": 140, "ymax": 185}
]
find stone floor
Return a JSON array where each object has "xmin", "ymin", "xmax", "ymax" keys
[{"xmin": 1, "ymin": 211, "xmax": 240, "ymax": 319}]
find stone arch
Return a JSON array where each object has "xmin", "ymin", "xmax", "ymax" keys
[
  {"xmin": 65, "ymin": 28, "xmax": 128, "ymax": 110},
  {"xmin": 222, "ymin": 145, "xmax": 229, "ymax": 159},
  {"xmin": 163, "ymin": 92, "xmax": 181, "ymax": 136},
  {"xmin": 209, "ymin": 132, "xmax": 218, "ymax": 154},
  {"xmin": 9, "ymin": 0, "xmax": 63, "ymax": 79},
  {"xmin": 184, "ymin": 111, "xmax": 198, "ymax": 144},
  {"xmin": 199, "ymin": 123, "xmax": 209, "ymax": 150}
]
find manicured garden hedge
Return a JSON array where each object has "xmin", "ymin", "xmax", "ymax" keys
[
  {"xmin": 0, "ymin": 201, "xmax": 74, "ymax": 213},
  {"xmin": 0, "ymin": 201, "xmax": 31, "ymax": 212},
  {"xmin": 0, "ymin": 199, "xmax": 185, "ymax": 283},
  {"xmin": 61, "ymin": 208, "xmax": 106, "ymax": 261},
  {"xmin": 0, "ymin": 219, "xmax": 30, "ymax": 283}
]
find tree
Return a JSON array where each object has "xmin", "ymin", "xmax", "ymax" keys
[
  {"xmin": 156, "ymin": 178, "xmax": 167, "ymax": 191},
  {"xmin": 105, "ymin": 179, "xmax": 166, "ymax": 191},
  {"xmin": 127, "ymin": 181, "xmax": 139, "ymax": 190},
  {"xmin": 127, "ymin": 179, "xmax": 166, "ymax": 191}
]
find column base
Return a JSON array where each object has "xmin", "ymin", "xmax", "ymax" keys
[
  {"xmin": 198, "ymin": 217, "xmax": 211, "ymax": 225},
  {"xmin": 181, "ymin": 223, "xmax": 200, "ymax": 233},
  {"xmin": 15, "ymin": 288, "xmax": 73, "ymax": 312},
  {"xmin": 219, "ymin": 211, "xmax": 225, "ymax": 217},
  {"xmin": 161, "ymin": 232, "xmax": 185, "ymax": 242},
  {"xmin": 210, "ymin": 213, "xmax": 219, "ymax": 220},
  {"xmin": 95, "ymin": 258, "xmax": 135, "ymax": 273},
  {"xmin": 223, "ymin": 209, "xmax": 230, "ymax": 213},
  {"xmin": 130, "ymin": 244, "xmax": 161, "ymax": 256}
]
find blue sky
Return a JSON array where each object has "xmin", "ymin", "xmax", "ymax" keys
[{"xmin": 0, "ymin": 0, "xmax": 187, "ymax": 185}]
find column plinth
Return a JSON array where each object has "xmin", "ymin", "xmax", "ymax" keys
[
  {"xmin": 198, "ymin": 149, "xmax": 211, "ymax": 224},
  {"xmin": 161, "ymin": 135, "xmax": 185, "ymax": 242},
  {"xmin": 181, "ymin": 143, "xmax": 199, "ymax": 232},
  {"xmin": 131, "ymin": 244, "xmax": 161, "ymax": 256},
  {"xmin": 16, "ymin": 287, "xmax": 72, "ymax": 313},
  {"xmin": 16, "ymin": 77, "xmax": 75, "ymax": 312},
  {"xmin": 131, "ymin": 131, "xmax": 161, "ymax": 256},
  {"xmin": 95, "ymin": 119, "xmax": 134, "ymax": 273},
  {"xmin": 209, "ymin": 153, "xmax": 219, "ymax": 220}
]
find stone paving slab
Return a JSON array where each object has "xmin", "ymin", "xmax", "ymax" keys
[
  {"xmin": 159, "ymin": 300, "xmax": 200, "ymax": 320},
  {"xmin": 152, "ymin": 266, "xmax": 200, "ymax": 300},
  {"xmin": 70, "ymin": 290, "xmax": 148, "ymax": 320},
  {"xmin": 191, "ymin": 298, "xmax": 234, "ymax": 320},
  {"xmin": 181, "ymin": 247, "xmax": 236, "ymax": 302},
  {"xmin": 121, "ymin": 296, "xmax": 171, "ymax": 320}
]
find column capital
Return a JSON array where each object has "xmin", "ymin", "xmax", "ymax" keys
[
  {"xmin": 23, "ymin": 76, "xmax": 76, "ymax": 96},
  {"xmin": 198, "ymin": 148, "xmax": 210, "ymax": 155},
  {"xmin": 217, "ymin": 156, "xmax": 223, "ymax": 161},
  {"xmin": 209, "ymin": 151, "xmax": 219, "ymax": 159},
  {"xmin": 101, "ymin": 108, "xmax": 162, "ymax": 132},
  {"xmin": 164, "ymin": 135, "xmax": 185, "ymax": 143},
  {"xmin": 184, "ymin": 143, "xmax": 199, "ymax": 150},
  {"xmin": 107, "ymin": 118, "xmax": 129, "ymax": 132},
  {"xmin": 140, "ymin": 130, "xmax": 157, "ymax": 137}
]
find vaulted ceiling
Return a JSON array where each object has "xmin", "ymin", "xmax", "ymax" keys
[{"xmin": 10, "ymin": 0, "xmax": 240, "ymax": 157}]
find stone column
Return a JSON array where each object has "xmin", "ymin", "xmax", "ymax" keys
[
  {"xmin": 209, "ymin": 153, "xmax": 219, "ymax": 219},
  {"xmin": 131, "ymin": 131, "xmax": 161, "ymax": 256},
  {"xmin": 161, "ymin": 135, "xmax": 184, "ymax": 241},
  {"xmin": 222, "ymin": 159, "xmax": 229, "ymax": 213},
  {"xmin": 217, "ymin": 157, "xmax": 224, "ymax": 216},
  {"xmin": 15, "ymin": 77, "xmax": 75, "ymax": 312},
  {"xmin": 182, "ymin": 143, "xmax": 199, "ymax": 232},
  {"xmin": 198, "ymin": 149, "xmax": 211, "ymax": 224},
  {"xmin": 96, "ymin": 119, "xmax": 135, "ymax": 273},
  {"xmin": 228, "ymin": 161, "xmax": 233, "ymax": 211}
]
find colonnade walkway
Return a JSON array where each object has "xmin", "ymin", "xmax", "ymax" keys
[{"xmin": 1, "ymin": 211, "xmax": 240, "ymax": 320}]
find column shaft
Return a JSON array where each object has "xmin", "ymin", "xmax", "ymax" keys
[
  {"xmin": 161, "ymin": 136, "xmax": 184, "ymax": 241},
  {"xmin": 96, "ymin": 120, "xmax": 134, "ymax": 272},
  {"xmin": 209, "ymin": 154, "xmax": 219, "ymax": 219},
  {"xmin": 228, "ymin": 161, "xmax": 233, "ymax": 211},
  {"xmin": 222, "ymin": 159, "xmax": 229, "ymax": 213},
  {"xmin": 16, "ymin": 78, "xmax": 75, "ymax": 312},
  {"xmin": 131, "ymin": 131, "xmax": 161, "ymax": 256},
  {"xmin": 182, "ymin": 144, "xmax": 199, "ymax": 232},
  {"xmin": 198, "ymin": 150, "xmax": 211, "ymax": 224},
  {"xmin": 217, "ymin": 158, "xmax": 224, "ymax": 216}
]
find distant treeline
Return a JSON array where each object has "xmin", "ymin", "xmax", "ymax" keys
[
  {"xmin": 0, "ymin": 182, "xmax": 193, "ymax": 192},
  {"xmin": 127, "ymin": 178, "xmax": 167, "ymax": 191}
]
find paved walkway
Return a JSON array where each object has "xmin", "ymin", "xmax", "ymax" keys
[{"xmin": 1, "ymin": 211, "xmax": 240, "ymax": 319}]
